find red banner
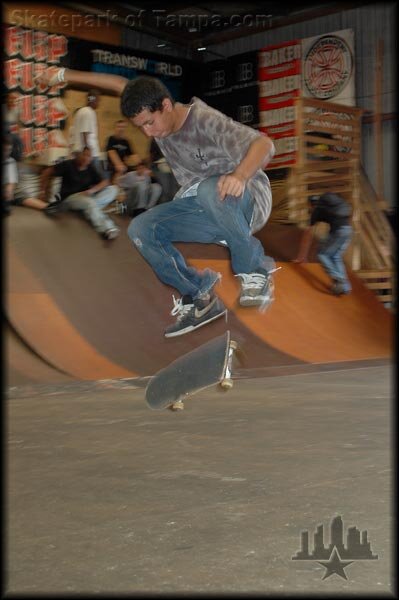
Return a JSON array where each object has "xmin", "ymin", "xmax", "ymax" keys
[
  {"xmin": 4, "ymin": 25, "xmax": 68, "ymax": 156},
  {"xmin": 258, "ymin": 40, "xmax": 301, "ymax": 167}
]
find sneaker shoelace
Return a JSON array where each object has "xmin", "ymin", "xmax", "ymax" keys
[
  {"xmin": 235, "ymin": 273, "xmax": 267, "ymax": 290},
  {"xmin": 170, "ymin": 295, "xmax": 193, "ymax": 320}
]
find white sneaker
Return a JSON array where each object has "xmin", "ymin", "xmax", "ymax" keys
[{"xmin": 236, "ymin": 272, "xmax": 273, "ymax": 308}]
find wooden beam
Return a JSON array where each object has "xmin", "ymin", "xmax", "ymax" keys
[
  {"xmin": 375, "ymin": 39, "xmax": 385, "ymax": 205},
  {"xmin": 363, "ymin": 112, "xmax": 397, "ymax": 123}
]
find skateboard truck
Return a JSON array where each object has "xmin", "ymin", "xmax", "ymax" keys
[{"xmin": 220, "ymin": 339, "xmax": 237, "ymax": 389}]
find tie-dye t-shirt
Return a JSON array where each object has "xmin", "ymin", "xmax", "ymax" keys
[{"xmin": 155, "ymin": 97, "xmax": 274, "ymax": 233}]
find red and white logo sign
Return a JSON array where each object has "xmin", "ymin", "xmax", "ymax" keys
[{"xmin": 303, "ymin": 34, "xmax": 353, "ymax": 101}]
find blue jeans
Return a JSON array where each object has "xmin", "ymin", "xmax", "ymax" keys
[
  {"xmin": 93, "ymin": 185, "xmax": 119, "ymax": 209},
  {"xmin": 63, "ymin": 185, "xmax": 118, "ymax": 234},
  {"xmin": 118, "ymin": 172, "xmax": 162, "ymax": 209},
  {"xmin": 317, "ymin": 225, "xmax": 353, "ymax": 292},
  {"xmin": 127, "ymin": 175, "xmax": 275, "ymax": 299}
]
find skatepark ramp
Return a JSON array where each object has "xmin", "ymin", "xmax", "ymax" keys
[{"xmin": 5, "ymin": 208, "xmax": 392, "ymax": 386}]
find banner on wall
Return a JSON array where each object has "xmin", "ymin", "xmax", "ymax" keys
[
  {"xmin": 301, "ymin": 29, "xmax": 355, "ymax": 106},
  {"xmin": 258, "ymin": 40, "xmax": 302, "ymax": 167},
  {"xmin": 3, "ymin": 26, "xmax": 192, "ymax": 157},
  {"xmin": 65, "ymin": 38, "xmax": 187, "ymax": 101},
  {"xmin": 201, "ymin": 52, "xmax": 259, "ymax": 127},
  {"xmin": 4, "ymin": 25, "xmax": 69, "ymax": 156},
  {"xmin": 258, "ymin": 30, "xmax": 355, "ymax": 167}
]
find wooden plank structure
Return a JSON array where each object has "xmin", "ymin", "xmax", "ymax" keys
[{"xmin": 267, "ymin": 97, "xmax": 394, "ymax": 307}]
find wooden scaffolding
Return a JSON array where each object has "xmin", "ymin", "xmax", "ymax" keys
[{"xmin": 268, "ymin": 97, "xmax": 394, "ymax": 306}]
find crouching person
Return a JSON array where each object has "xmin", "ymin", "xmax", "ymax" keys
[{"xmin": 40, "ymin": 146, "xmax": 120, "ymax": 239}]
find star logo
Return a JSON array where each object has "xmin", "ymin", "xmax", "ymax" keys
[
  {"xmin": 317, "ymin": 547, "xmax": 353, "ymax": 580},
  {"xmin": 292, "ymin": 515, "xmax": 378, "ymax": 581}
]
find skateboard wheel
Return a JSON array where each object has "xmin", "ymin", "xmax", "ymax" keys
[
  {"xmin": 220, "ymin": 378, "xmax": 233, "ymax": 390},
  {"xmin": 230, "ymin": 341, "xmax": 238, "ymax": 350},
  {"xmin": 169, "ymin": 400, "xmax": 184, "ymax": 411}
]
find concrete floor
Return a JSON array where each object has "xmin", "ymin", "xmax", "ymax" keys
[{"xmin": 6, "ymin": 366, "xmax": 393, "ymax": 594}]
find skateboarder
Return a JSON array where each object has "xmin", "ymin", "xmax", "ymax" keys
[
  {"xmin": 36, "ymin": 67, "xmax": 277, "ymax": 336},
  {"xmin": 294, "ymin": 193, "xmax": 353, "ymax": 295}
]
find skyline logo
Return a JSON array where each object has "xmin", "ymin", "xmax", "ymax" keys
[{"xmin": 292, "ymin": 515, "xmax": 378, "ymax": 580}]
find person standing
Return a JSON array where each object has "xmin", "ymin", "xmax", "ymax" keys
[
  {"xmin": 72, "ymin": 90, "xmax": 102, "ymax": 173},
  {"xmin": 294, "ymin": 193, "xmax": 353, "ymax": 295}
]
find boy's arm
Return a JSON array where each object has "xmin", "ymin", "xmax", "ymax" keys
[
  {"xmin": 293, "ymin": 226, "xmax": 315, "ymax": 263},
  {"xmin": 107, "ymin": 149, "xmax": 127, "ymax": 173},
  {"xmin": 82, "ymin": 132, "xmax": 90, "ymax": 147},
  {"xmin": 85, "ymin": 166, "xmax": 111, "ymax": 195},
  {"xmin": 218, "ymin": 134, "xmax": 275, "ymax": 200},
  {"xmin": 85, "ymin": 176, "xmax": 110, "ymax": 195},
  {"xmin": 35, "ymin": 67, "xmax": 128, "ymax": 96}
]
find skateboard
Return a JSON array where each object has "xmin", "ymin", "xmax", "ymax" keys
[{"xmin": 145, "ymin": 330, "xmax": 237, "ymax": 411}]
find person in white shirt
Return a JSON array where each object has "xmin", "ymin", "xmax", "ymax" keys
[{"xmin": 72, "ymin": 90, "xmax": 102, "ymax": 173}]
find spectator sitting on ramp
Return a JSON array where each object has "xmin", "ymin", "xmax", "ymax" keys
[
  {"xmin": 36, "ymin": 67, "xmax": 277, "ymax": 338},
  {"xmin": 40, "ymin": 146, "xmax": 120, "ymax": 240},
  {"xmin": 294, "ymin": 193, "xmax": 353, "ymax": 296},
  {"xmin": 2, "ymin": 139, "xmax": 56, "ymax": 214},
  {"xmin": 106, "ymin": 120, "xmax": 162, "ymax": 215}
]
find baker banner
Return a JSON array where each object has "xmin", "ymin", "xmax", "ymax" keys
[{"xmin": 258, "ymin": 40, "xmax": 302, "ymax": 167}]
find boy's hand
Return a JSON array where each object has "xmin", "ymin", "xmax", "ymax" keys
[
  {"xmin": 217, "ymin": 172, "xmax": 246, "ymax": 200},
  {"xmin": 34, "ymin": 66, "xmax": 62, "ymax": 88}
]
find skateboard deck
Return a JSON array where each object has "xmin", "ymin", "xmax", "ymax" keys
[{"xmin": 145, "ymin": 330, "xmax": 237, "ymax": 411}]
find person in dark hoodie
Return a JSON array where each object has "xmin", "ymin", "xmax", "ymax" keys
[{"xmin": 294, "ymin": 193, "xmax": 353, "ymax": 295}]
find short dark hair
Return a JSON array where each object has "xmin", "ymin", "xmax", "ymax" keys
[
  {"xmin": 120, "ymin": 76, "xmax": 174, "ymax": 118},
  {"xmin": 309, "ymin": 195, "xmax": 320, "ymax": 206}
]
